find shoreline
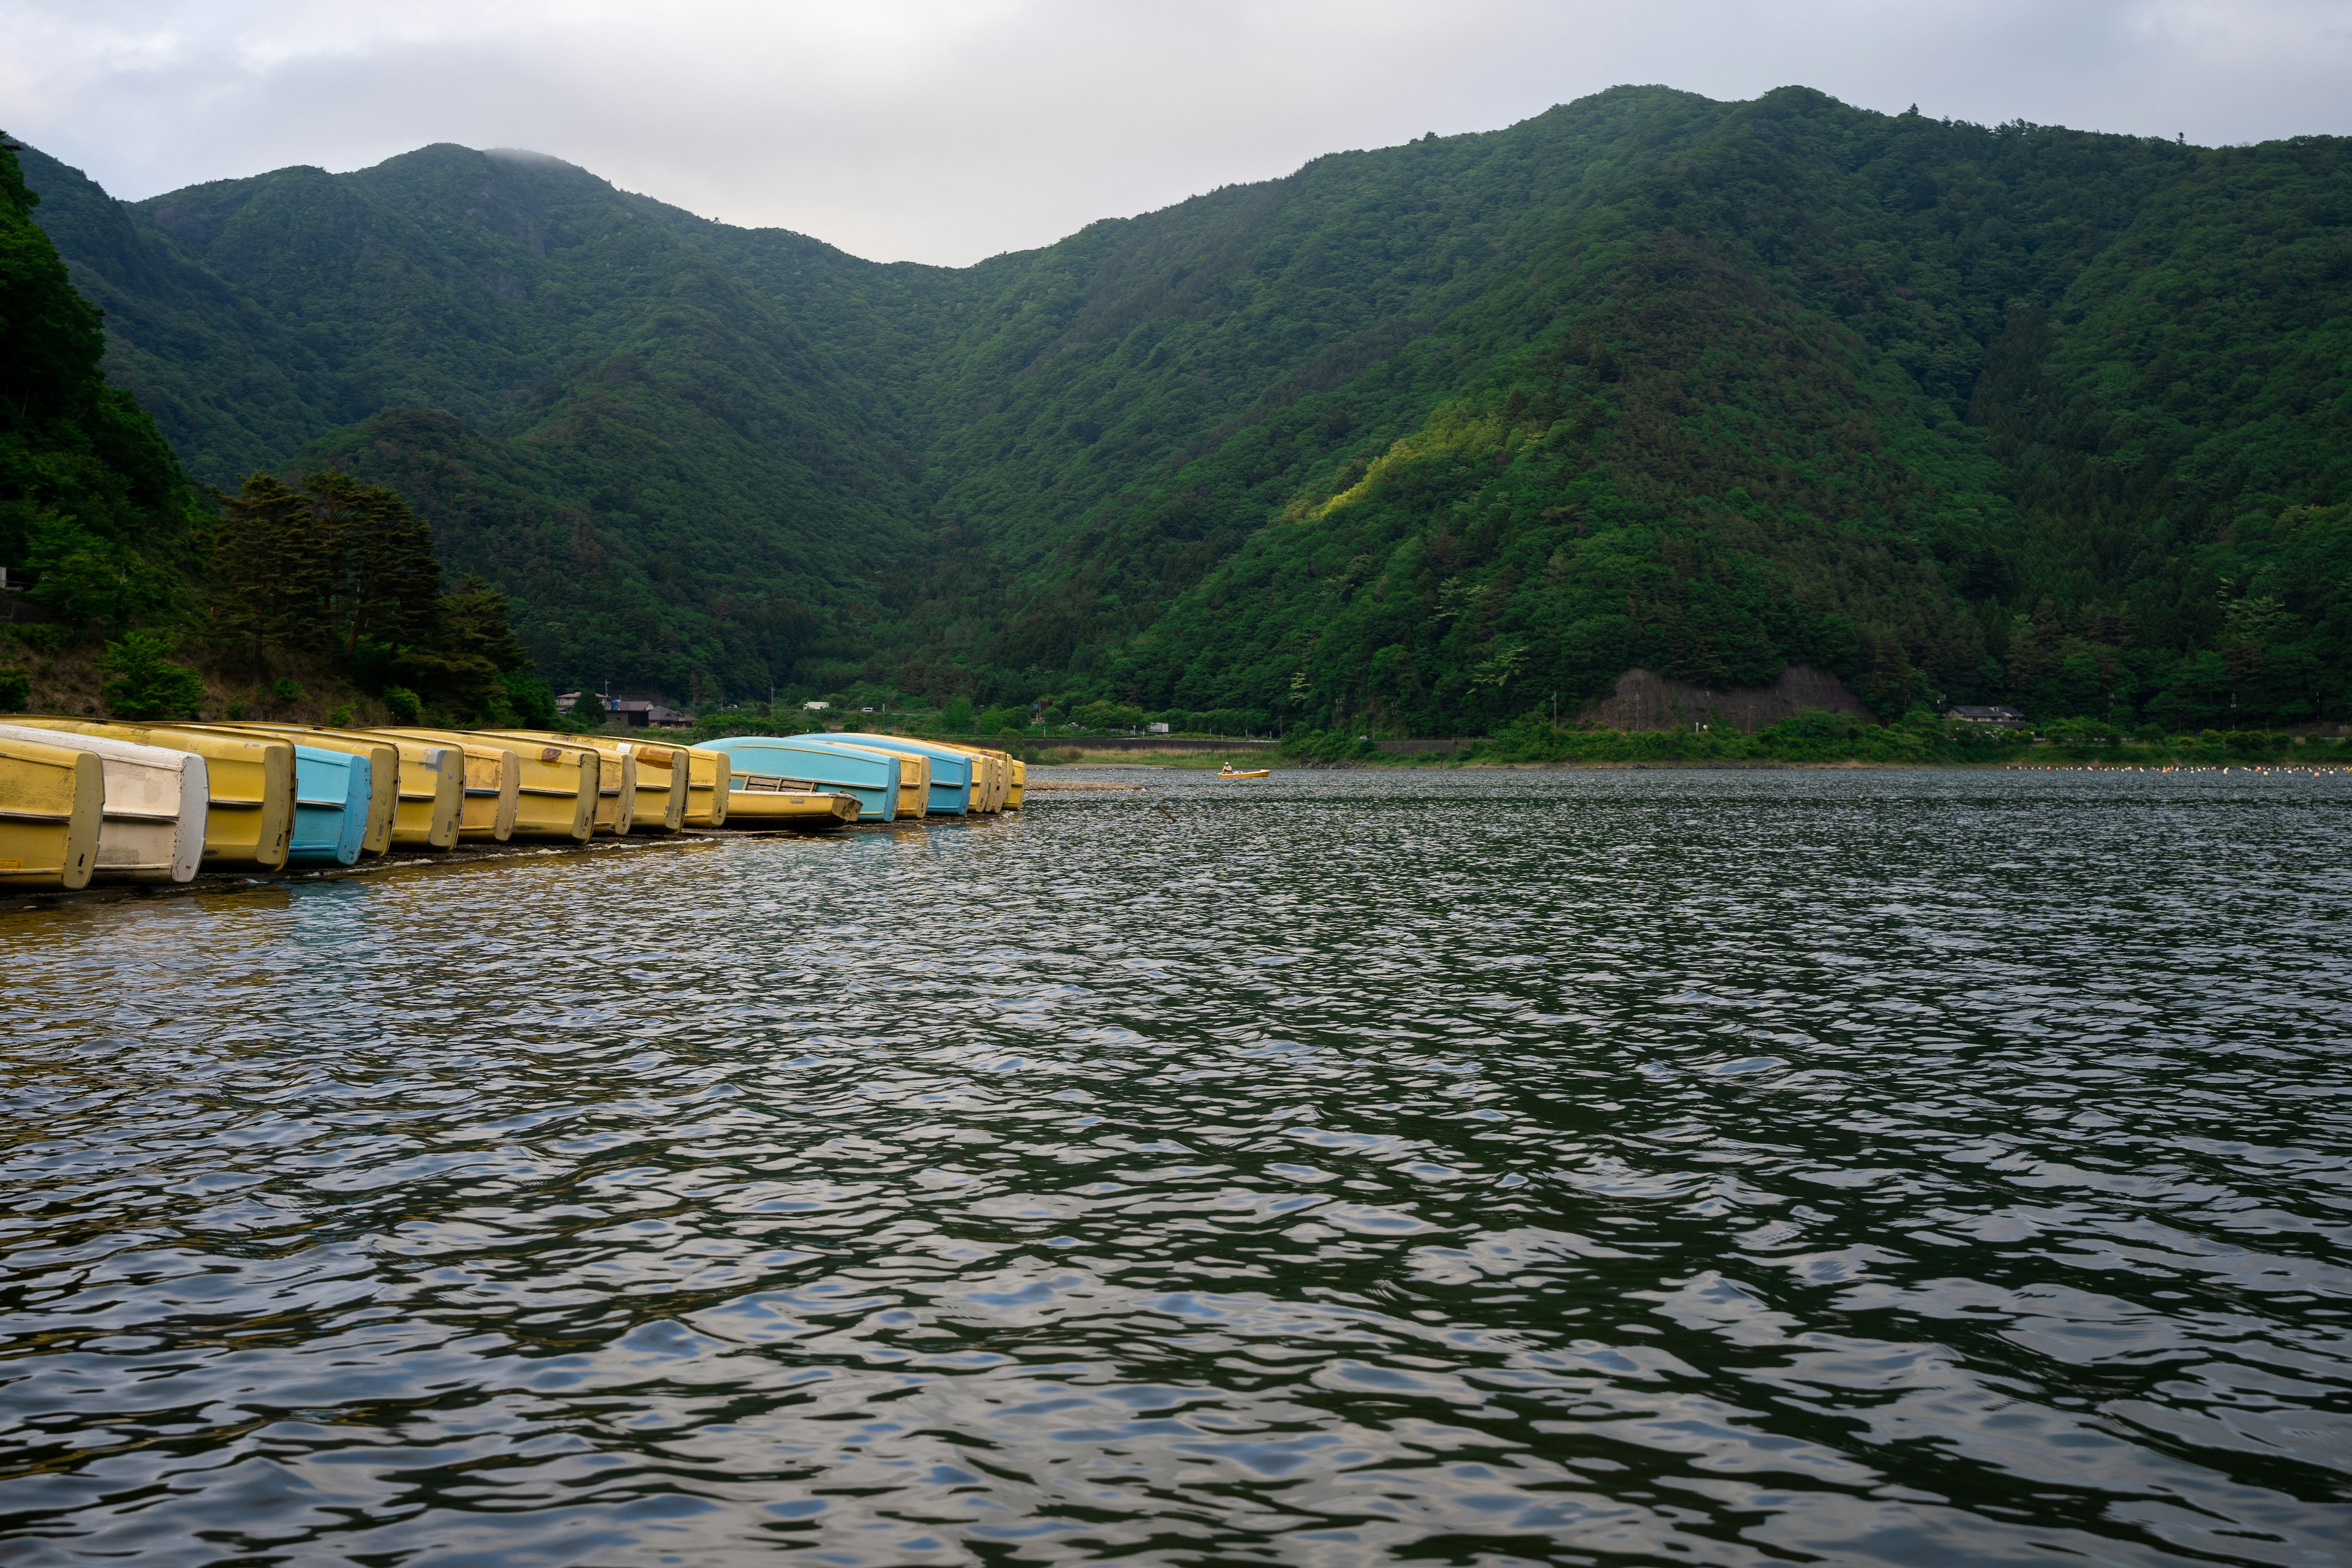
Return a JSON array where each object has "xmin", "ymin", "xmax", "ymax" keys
[
  {"xmin": 0, "ymin": 815, "xmax": 995, "ymax": 915},
  {"xmin": 1035, "ymin": 753, "xmax": 2352, "ymax": 774}
]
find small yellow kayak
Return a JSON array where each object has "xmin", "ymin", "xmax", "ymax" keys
[{"xmin": 1218, "ymin": 766, "xmax": 1272, "ymax": 780}]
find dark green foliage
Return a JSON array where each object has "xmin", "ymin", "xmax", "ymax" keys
[
  {"xmin": 1, "ymin": 136, "xmax": 196, "ymax": 627},
  {"xmin": 101, "ymin": 629, "xmax": 204, "ymax": 719},
  {"xmin": 206, "ymin": 468, "xmax": 535, "ymax": 720},
  {"xmin": 0, "ymin": 666, "xmax": 27, "ymax": 709},
  {"xmin": 1284, "ymin": 713, "xmax": 2345, "ymax": 767},
  {"xmin": 18, "ymin": 91, "xmax": 2352, "ymax": 729},
  {"xmin": 501, "ymin": 671, "xmax": 560, "ymax": 728}
]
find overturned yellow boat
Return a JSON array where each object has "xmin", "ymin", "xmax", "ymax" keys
[
  {"xmin": 6, "ymin": 719, "xmax": 294, "ymax": 869},
  {"xmin": 0, "ymin": 724, "xmax": 206, "ymax": 883},
  {"xmin": 0, "ymin": 732, "xmax": 102, "ymax": 890},
  {"xmin": 385, "ymin": 728, "xmax": 589, "ymax": 841},
  {"xmin": 677, "ymin": 747, "xmax": 729, "ymax": 828},
  {"xmin": 239, "ymin": 725, "xmax": 461, "ymax": 850},
  {"xmin": 359, "ymin": 729, "xmax": 515, "ymax": 842}
]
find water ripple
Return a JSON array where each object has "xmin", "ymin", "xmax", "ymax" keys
[{"xmin": 4, "ymin": 767, "xmax": 2350, "ymax": 1564}]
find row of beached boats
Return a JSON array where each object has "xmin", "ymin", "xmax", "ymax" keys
[{"xmin": 0, "ymin": 722, "xmax": 1026, "ymax": 891}]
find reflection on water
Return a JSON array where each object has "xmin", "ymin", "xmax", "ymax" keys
[{"xmin": 3, "ymin": 768, "xmax": 2350, "ymax": 1565}]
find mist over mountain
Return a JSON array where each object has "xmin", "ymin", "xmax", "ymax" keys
[{"xmin": 18, "ymin": 85, "xmax": 2350, "ymax": 730}]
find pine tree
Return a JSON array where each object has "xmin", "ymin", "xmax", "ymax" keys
[
  {"xmin": 208, "ymin": 472, "xmax": 328, "ymax": 670},
  {"xmin": 401, "ymin": 574, "xmax": 530, "ymax": 722},
  {"xmin": 303, "ymin": 469, "xmax": 443, "ymax": 658}
]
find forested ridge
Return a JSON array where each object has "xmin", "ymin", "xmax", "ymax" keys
[
  {"xmin": 0, "ymin": 137, "xmax": 545, "ymax": 726},
  {"xmin": 12, "ymin": 85, "xmax": 2350, "ymax": 733}
]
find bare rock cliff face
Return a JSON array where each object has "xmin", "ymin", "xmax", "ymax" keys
[{"xmin": 1578, "ymin": 666, "xmax": 1874, "ymax": 733}]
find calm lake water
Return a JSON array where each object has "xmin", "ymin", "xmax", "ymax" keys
[{"xmin": 3, "ymin": 767, "xmax": 2349, "ymax": 1566}]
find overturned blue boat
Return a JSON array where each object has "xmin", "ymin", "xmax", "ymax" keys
[
  {"xmin": 693, "ymin": 737, "xmax": 901, "ymax": 822},
  {"xmin": 801, "ymin": 734, "xmax": 973, "ymax": 816},
  {"xmin": 288, "ymin": 744, "xmax": 372, "ymax": 866}
]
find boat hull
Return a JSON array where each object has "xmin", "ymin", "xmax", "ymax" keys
[
  {"xmin": 0, "ymin": 724, "xmax": 206, "ymax": 883},
  {"xmin": 695, "ymin": 737, "xmax": 900, "ymax": 821},
  {"xmin": 718, "ymin": 788, "xmax": 861, "ymax": 830},
  {"xmin": 805, "ymin": 734, "xmax": 973, "ymax": 815},
  {"xmin": 0, "ymin": 736, "xmax": 102, "ymax": 890},
  {"xmin": 676, "ymin": 747, "xmax": 729, "ymax": 827},
  {"xmin": 6, "ymin": 720, "xmax": 294, "ymax": 869},
  {"xmin": 286, "ymin": 744, "xmax": 372, "ymax": 866}
]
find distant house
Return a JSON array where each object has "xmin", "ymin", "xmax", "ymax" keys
[
  {"xmin": 1946, "ymin": 705, "xmax": 2028, "ymax": 728},
  {"xmin": 1146, "ymin": 722, "xmax": 1170, "ymax": 734},
  {"xmin": 554, "ymin": 690, "xmax": 584, "ymax": 715},
  {"xmin": 610, "ymin": 698, "xmax": 690, "ymax": 729},
  {"xmin": 804, "ymin": 700, "xmax": 831, "ymax": 712}
]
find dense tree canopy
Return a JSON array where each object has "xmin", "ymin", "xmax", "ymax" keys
[{"xmin": 15, "ymin": 88, "xmax": 2351, "ymax": 728}]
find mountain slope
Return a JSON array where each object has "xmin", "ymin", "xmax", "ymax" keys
[{"xmin": 17, "ymin": 88, "xmax": 2351, "ymax": 728}]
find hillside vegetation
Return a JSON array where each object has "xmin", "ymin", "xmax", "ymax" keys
[
  {"xmin": 1, "ymin": 138, "xmax": 545, "ymax": 728},
  {"xmin": 15, "ymin": 86, "xmax": 2351, "ymax": 732}
]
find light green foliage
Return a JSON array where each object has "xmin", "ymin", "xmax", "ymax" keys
[{"xmin": 101, "ymin": 630, "xmax": 205, "ymax": 720}]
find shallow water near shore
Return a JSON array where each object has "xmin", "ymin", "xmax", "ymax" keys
[{"xmin": 4, "ymin": 767, "xmax": 2350, "ymax": 1566}]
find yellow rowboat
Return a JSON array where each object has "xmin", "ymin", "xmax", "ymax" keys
[
  {"xmin": 719, "ymin": 776, "xmax": 861, "ymax": 831},
  {"xmin": 359, "ymin": 730, "xmax": 516, "ymax": 842},
  {"xmin": 0, "ymin": 733, "xmax": 102, "ymax": 889},
  {"xmin": 386, "ymin": 729, "xmax": 590, "ymax": 842},
  {"xmin": 1006, "ymin": 757, "xmax": 1025, "ymax": 810},
  {"xmin": 615, "ymin": 741, "xmax": 687, "ymax": 831},
  {"xmin": 586, "ymin": 747, "xmax": 634, "ymax": 835},
  {"xmin": 0, "ymin": 725, "xmax": 206, "ymax": 883},
  {"xmin": 488, "ymin": 733, "xmax": 685, "ymax": 832},
  {"xmin": 4, "ymin": 719, "xmax": 294, "ymax": 869},
  {"xmin": 246, "ymin": 726, "xmax": 462, "ymax": 850},
  {"xmin": 483, "ymin": 733, "xmax": 635, "ymax": 835},
  {"xmin": 678, "ymin": 747, "xmax": 729, "ymax": 828},
  {"xmin": 1218, "ymin": 766, "xmax": 1272, "ymax": 779},
  {"xmin": 211, "ymin": 727, "xmax": 397, "ymax": 856}
]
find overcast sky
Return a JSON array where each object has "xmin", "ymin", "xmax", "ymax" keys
[{"xmin": 7, "ymin": 0, "xmax": 2350, "ymax": 266}]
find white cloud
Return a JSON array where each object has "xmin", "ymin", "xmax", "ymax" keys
[{"xmin": 6, "ymin": 0, "xmax": 2348, "ymax": 264}]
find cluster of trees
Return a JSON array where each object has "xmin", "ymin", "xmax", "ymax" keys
[{"xmin": 207, "ymin": 469, "xmax": 551, "ymax": 725}]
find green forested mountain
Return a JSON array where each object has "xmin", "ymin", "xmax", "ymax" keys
[
  {"xmin": 17, "ymin": 86, "xmax": 2351, "ymax": 729},
  {"xmin": 2, "ymin": 136, "xmax": 545, "ymax": 727}
]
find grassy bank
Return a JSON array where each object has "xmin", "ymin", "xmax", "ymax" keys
[{"xmin": 1281, "ymin": 710, "xmax": 2352, "ymax": 769}]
